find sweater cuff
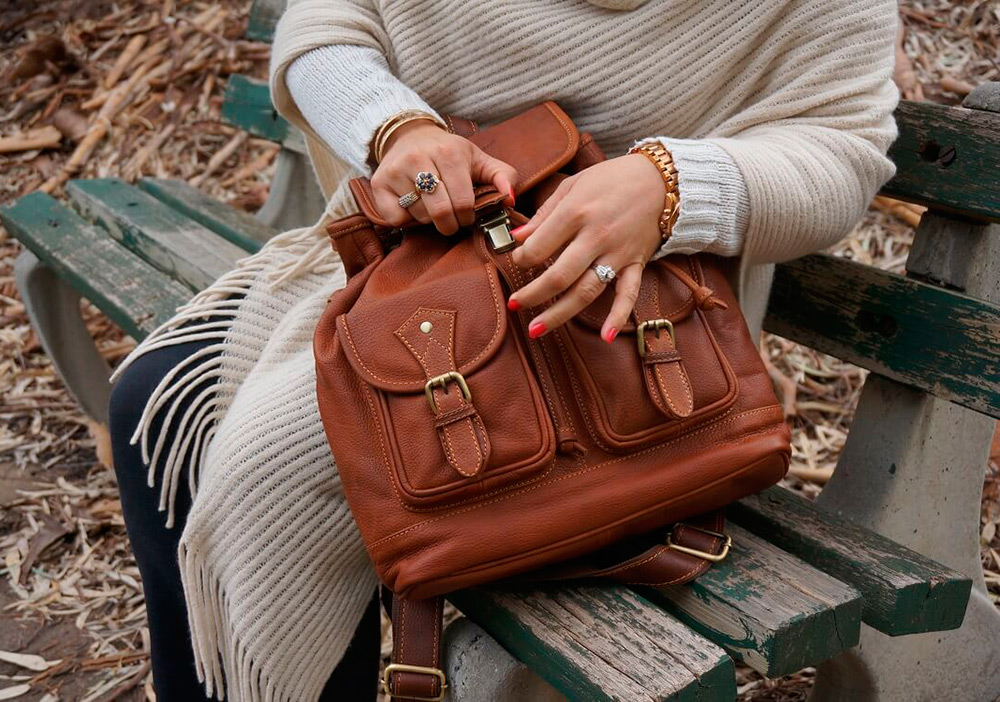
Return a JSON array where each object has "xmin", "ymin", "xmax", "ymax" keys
[
  {"xmin": 286, "ymin": 44, "xmax": 442, "ymax": 175},
  {"xmin": 634, "ymin": 137, "xmax": 750, "ymax": 259}
]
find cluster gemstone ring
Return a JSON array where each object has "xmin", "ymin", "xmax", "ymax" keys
[
  {"xmin": 593, "ymin": 264, "xmax": 617, "ymax": 284},
  {"xmin": 415, "ymin": 171, "xmax": 441, "ymax": 194}
]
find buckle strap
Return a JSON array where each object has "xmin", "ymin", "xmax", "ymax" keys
[{"xmin": 386, "ymin": 596, "xmax": 447, "ymax": 702}]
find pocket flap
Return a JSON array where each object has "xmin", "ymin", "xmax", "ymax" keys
[{"xmin": 336, "ymin": 238, "xmax": 507, "ymax": 393}]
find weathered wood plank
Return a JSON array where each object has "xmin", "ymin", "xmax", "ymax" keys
[
  {"xmin": 731, "ymin": 486, "xmax": 973, "ymax": 636},
  {"xmin": 221, "ymin": 75, "xmax": 305, "ymax": 153},
  {"xmin": 882, "ymin": 99, "xmax": 1000, "ymax": 223},
  {"xmin": 451, "ymin": 585, "xmax": 734, "ymax": 702},
  {"xmin": 0, "ymin": 193, "xmax": 191, "ymax": 339},
  {"xmin": 765, "ymin": 253, "xmax": 1000, "ymax": 419},
  {"xmin": 138, "ymin": 178, "xmax": 276, "ymax": 253},
  {"xmin": 641, "ymin": 525, "xmax": 861, "ymax": 678},
  {"xmin": 246, "ymin": 0, "xmax": 283, "ymax": 42},
  {"xmin": 66, "ymin": 178, "xmax": 247, "ymax": 291}
]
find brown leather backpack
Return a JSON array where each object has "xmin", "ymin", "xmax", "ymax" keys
[{"xmin": 316, "ymin": 102, "xmax": 790, "ymax": 701}]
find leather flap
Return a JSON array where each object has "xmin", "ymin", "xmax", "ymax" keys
[
  {"xmin": 335, "ymin": 235, "xmax": 507, "ymax": 393},
  {"xmin": 349, "ymin": 101, "xmax": 580, "ymax": 227}
]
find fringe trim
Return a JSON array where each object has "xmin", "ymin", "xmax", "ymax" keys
[{"xmin": 111, "ymin": 214, "xmax": 342, "ymax": 526}]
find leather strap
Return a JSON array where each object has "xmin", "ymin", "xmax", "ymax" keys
[
  {"xmin": 385, "ymin": 510, "xmax": 728, "ymax": 700},
  {"xmin": 386, "ymin": 595, "xmax": 446, "ymax": 702}
]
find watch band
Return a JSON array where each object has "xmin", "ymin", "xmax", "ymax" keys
[{"xmin": 630, "ymin": 142, "xmax": 681, "ymax": 241}]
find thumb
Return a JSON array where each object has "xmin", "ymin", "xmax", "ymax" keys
[{"xmin": 471, "ymin": 147, "xmax": 519, "ymax": 206}]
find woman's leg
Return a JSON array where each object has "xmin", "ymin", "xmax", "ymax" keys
[{"xmin": 110, "ymin": 342, "xmax": 382, "ymax": 701}]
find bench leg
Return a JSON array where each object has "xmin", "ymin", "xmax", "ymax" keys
[
  {"xmin": 15, "ymin": 250, "xmax": 112, "ymax": 424},
  {"xmin": 810, "ymin": 195, "xmax": 1000, "ymax": 702},
  {"xmin": 255, "ymin": 149, "xmax": 326, "ymax": 231},
  {"xmin": 443, "ymin": 618, "xmax": 565, "ymax": 702},
  {"xmin": 809, "ymin": 377, "xmax": 1000, "ymax": 702}
]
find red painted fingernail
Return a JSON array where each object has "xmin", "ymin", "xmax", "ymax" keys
[
  {"xmin": 604, "ymin": 327, "xmax": 619, "ymax": 343},
  {"xmin": 508, "ymin": 186, "xmax": 516, "ymax": 207},
  {"xmin": 528, "ymin": 321, "xmax": 547, "ymax": 339},
  {"xmin": 511, "ymin": 225, "xmax": 527, "ymax": 238},
  {"xmin": 507, "ymin": 298, "xmax": 521, "ymax": 312}
]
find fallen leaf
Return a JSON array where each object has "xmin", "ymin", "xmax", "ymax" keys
[
  {"xmin": 0, "ymin": 650, "xmax": 61, "ymax": 672},
  {"xmin": 0, "ymin": 684, "xmax": 32, "ymax": 700}
]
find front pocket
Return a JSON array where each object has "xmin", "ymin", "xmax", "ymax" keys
[
  {"xmin": 558, "ymin": 256, "xmax": 739, "ymax": 450},
  {"xmin": 337, "ymin": 232, "xmax": 555, "ymax": 508}
]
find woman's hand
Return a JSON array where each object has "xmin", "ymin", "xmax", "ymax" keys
[
  {"xmin": 371, "ymin": 121, "xmax": 518, "ymax": 235},
  {"xmin": 507, "ymin": 153, "xmax": 666, "ymax": 343}
]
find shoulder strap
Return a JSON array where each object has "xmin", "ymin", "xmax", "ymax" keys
[{"xmin": 383, "ymin": 510, "xmax": 729, "ymax": 700}]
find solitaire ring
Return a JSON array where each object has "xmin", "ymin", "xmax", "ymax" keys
[
  {"xmin": 593, "ymin": 264, "xmax": 617, "ymax": 285},
  {"xmin": 415, "ymin": 171, "xmax": 442, "ymax": 194},
  {"xmin": 398, "ymin": 190, "xmax": 421, "ymax": 209}
]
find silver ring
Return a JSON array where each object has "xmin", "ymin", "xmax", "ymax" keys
[
  {"xmin": 398, "ymin": 190, "xmax": 421, "ymax": 209},
  {"xmin": 415, "ymin": 171, "xmax": 441, "ymax": 194},
  {"xmin": 593, "ymin": 264, "xmax": 617, "ymax": 285}
]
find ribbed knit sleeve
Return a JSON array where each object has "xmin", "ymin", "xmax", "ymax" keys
[
  {"xmin": 287, "ymin": 44, "xmax": 441, "ymax": 174},
  {"xmin": 270, "ymin": 0, "xmax": 390, "ymax": 152},
  {"xmin": 636, "ymin": 137, "xmax": 751, "ymax": 259}
]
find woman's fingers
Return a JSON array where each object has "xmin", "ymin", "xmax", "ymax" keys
[
  {"xmin": 371, "ymin": 170, "xmax": 430, "ymax": 225},
  {"xmin": 511, "ymin": 189, "xmax": 582, "ymax": 268},
  {"xmin": 437, "ymin": 157, "xmax": 477, "ymax": 228},
  {"xmin": 507, "ymin": 238, "xmax": 594, "ymax": 311},
  {"xmin": 524, "ymin": 259, "xmax": 618, "ymax": 339},
  {"xmin": 419, "ymin": 174, "xmax": 461, "ymax": 235},
  {"xmin": 472, "ymin": 148, "xmax": 519, "ymax": 206},
  {"xmin": 601, "ymin": 263, "xmax": 643, "ymax": 343},
  {"xmin": 511, "ymin": 176, "xmax": 572, "ymax": 245}
]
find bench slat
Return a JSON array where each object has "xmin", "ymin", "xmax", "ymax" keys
[
  {"xmin": 66, "ymin": 178, "xmax": 248, "ymax": 292},
  {"xmin": 764, "ymin": 253, "xmax": 1000, "ymax": 419},
  {"xmin": 731, "ymin": 486, "xmax": 972, "ymax": 636},
  {"xmin": 883, "ymin": 99, "xmax": 1000, "ymax": 223},
  {"xmin": 451, "ymin": 585, "xmax": 734, "ymax": 702},
  {"xmin": 642, "ymin": 524, "xmax": 861, "ymax": 678},
  {"xmin": 221, "ymin": 75, "xmax": 305, "ymax": 153},
  {"xmin": 138, "ymin": 178, "xmax": 276, "ymax": 253},
  {"xmin": 246, "ymin": 0, "xmax": 282, "ymax": 43},
  {"xmin": 0, "ymin": 193, "xmax": 190, "ymax": 339}
]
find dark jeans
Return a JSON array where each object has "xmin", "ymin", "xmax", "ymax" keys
[{"xmin": 109, "ymin": 338, "xmax": 381, "ymax": 701}]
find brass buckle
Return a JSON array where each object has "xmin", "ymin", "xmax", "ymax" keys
[
  {"xmin": 424, "ymin": 371, "xmax": 472, "ymax": 414},
  {"xmin": 667, "ymin": 523, "xmax": 732, "ymax": 563},
  {"xmin": 382, "ymin": 663, "xmax": 447, "ymax": 701},
  {"xmin": 636, "ymin": 319, "xmax": 676, "ymax": 357}
]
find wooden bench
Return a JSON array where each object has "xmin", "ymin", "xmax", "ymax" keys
[{"xmin": 4, "ymin": 51, "xmax": 998, "ymax": 697}]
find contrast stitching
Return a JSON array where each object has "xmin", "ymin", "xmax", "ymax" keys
[{"xmin": 371, "ymin": 407, "xmax": 783, "ymax": 541}]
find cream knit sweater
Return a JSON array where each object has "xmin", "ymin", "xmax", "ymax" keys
[{"xmin": 116, "ymin": 2, "xmax": 898, "ymax": 701}]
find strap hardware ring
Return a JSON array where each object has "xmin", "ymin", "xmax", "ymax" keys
[
  {"xmin": 382, "ymin": 663, "xmax": 447, "ymax": 701},
  {"xmin": 667, "ymin": 523, "xmax": 732, "ymax": 563},
  {"xmin": 424, "ymin": 371, "xmax": 472, "ymax": 414}
]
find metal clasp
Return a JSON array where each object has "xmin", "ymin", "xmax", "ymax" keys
[
  {"xmin": 424, "ymin": 371, "xmax": 472, "ymax": 414},
  {"xmin": 382, "ymin": 663, "xmax": 447, "ymax": 701},
  {"xmin": 478, "ymin": 207, "xmax": 515, "ymax": 253},
  {"xmin": 667, "ymin": 523, "xmax": 732, "ymax": 563},
  {"xmin": 636, "ymin": 319, "xmax": 676, "ymax": 357}
]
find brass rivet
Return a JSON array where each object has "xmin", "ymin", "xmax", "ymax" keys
[{"xmin": 419, "ymin": 321, "xmax": 433, "ymax": 333}]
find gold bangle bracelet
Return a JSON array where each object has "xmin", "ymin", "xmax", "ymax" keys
[
  {"xmin": 629, "ymin": 142, "xmax": 680, "ymax": 241},
  {"xmin": 372, "ymin": 110, "xmax": 447, "ymax": 164}
]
